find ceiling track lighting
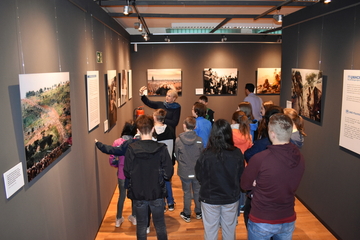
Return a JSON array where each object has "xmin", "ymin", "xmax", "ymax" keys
[
  {"xmin": 142, "ymin": 33, "xmax": 150, "ymax": 41},
  {"xmin": 123, "ymin": 0, "xmax": 132, "ymax": 15},
  {"xmin": 138, "ymin": 23, "xmax": 143, "ymax": 32},
  {"xmin": 324, "ymin": 0, "xmax": 331, "ymax": 3},
  {"xmin": 221, "ymin": 35, "xmax": 227, "ymax": 42},
  {"xmin": 164, "ymin": 36, "xmax": 170, "ymax": 42}
]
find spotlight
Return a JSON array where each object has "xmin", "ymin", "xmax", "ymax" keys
[
  {"xmin": 324, "ymin": 0, "xmax": 331, "ymax": 3},
  {"xmin": 123, "ymin": 5, "xmax": 130, "ymax": 15},
  {"xmin": 138, "ymin": 23, "xmax": 143, "ymax": 32},
  {"xmin": 134, "ymin": 22, "xmax": 140, "ymax": 29},
  {"xmin": 273, "ymin": 14, "xmax": 283, "ymax": 23},
  {"xmin": 164, "ymin": 36, "xmax": 170, "ymax": 42},
  {"xmin": 221, "ymin": 35, "xmax": 227, "ymax": 42},
  {"xmin": 142, "ymin": 33, "xmax": 150, "ymax": 41}
]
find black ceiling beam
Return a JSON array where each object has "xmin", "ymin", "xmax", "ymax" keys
[
  {"xmin": 109, "ymin": 13, "xmax": 274, "ymax": 19},
  {"xmin": 131, "ymin": 1, "xmax": 151, "ymax": 35},
  {"xmin": 210, "ymin": 18, "xmax": 232, "ymax": 33},
  {"xmin": 99, "ymin": 1, "xmax": 314, "ymax": 7}
]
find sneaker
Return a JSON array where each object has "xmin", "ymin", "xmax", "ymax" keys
[
  {"xmin": 146, "ymin": 227, "xmax": 150, "ymax": 234},
  {"xmin": 240, "ymin": 205, "xmax": 245, "ymax": 213},
  {"xmin": 115, "ymin": 217, "xmax": 124, "ymax": 227},
  {"xmin": 168, "ymin": 203, "xmax": 175, "ymax": 211},
  {"xmin": 196, "ymin": 212, "xmax": 202, "ymax": 220},
  {"xmin": 180, "ymin": 212, "xmax": 191, "ymax": 223},
  {"xmin": 128, "ymin": 215, "xmax": 137, "ymax": 225}
]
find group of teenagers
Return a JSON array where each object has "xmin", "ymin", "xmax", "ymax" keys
[{"xmin": 95, "ymin": 83, "xmax": 306, "ymax": 240}]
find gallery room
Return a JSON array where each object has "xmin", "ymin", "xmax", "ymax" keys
[{"xmin": 1, "ymin": 0, "xmax": 359, "ymax": 239}]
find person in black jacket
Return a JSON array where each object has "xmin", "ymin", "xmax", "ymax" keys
[
  {"xmin": 195, "ymin": 119, "xmax": 244, "ymax": 240},
  {"xmin": 139, "ymin": 86, "xmax": 181, "ymax": 134},
  {"xmin": 124, "ymin": 115, "xmax": 173, "ymax": 240}
]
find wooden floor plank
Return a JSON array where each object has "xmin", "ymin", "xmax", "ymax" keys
[{"xmin": 95, "ymin": 171, "xmax": 336, "ymax": 240}]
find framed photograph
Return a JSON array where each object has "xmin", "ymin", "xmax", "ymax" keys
[
  {"xmin": 291, "ymin": 68, "xmax": 323, "ymax": 122},
  {"xmin": 121, "ymin": 70, "xmax": 128, "ymax": 105},
  {"xmin": 106, "ymin": 70, "xmax": 117, "ymax": 130},
  {"xmin": 147, "ymin": 69, "xmax": 182, "ymax": 96},
  {"xmin": 117, "ymin": 72, "xmax": 121, "ymax": 107},
  {"xmin": 256, "ymin": 68, "xmax": 281, "ymax": 94},
  {"xmin": 203, "ymin": 68, "xmax": 238, "ymax": 95},
  {"xmin": 128, "ymin": 69, "xmax": 133, "ymax": 100},
  {"xmin": 19, "ymin": 72, "xmax": 72, "ymax": 182}
]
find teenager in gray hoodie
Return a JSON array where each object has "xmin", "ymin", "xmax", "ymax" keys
[{"xmin": 175, "ymin": 116, "xmax": 204, "ymax": 223}]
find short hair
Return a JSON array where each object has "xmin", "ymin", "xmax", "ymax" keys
[
  {"xmin": 238, "ymin": 102, "xmax": 254, "ymax": 120},
  {"xmin": 153, "ymin": 109, "xmax": 167, "ymax": 123},
  {"xmin": 193, "ymin": 102, "xmax": 207, "ymax": 117},
  {"xmin": 183, "ymin": 116, "xmax": 196, "ymax": 130},
  {"xmin": 199, "ymin": 95, "xmax": 208, "ymax": 103},
  {"xmin": 135, "ymin": 115, "xmax": 154, "ymax": 135},
  {"xmin": 245, "ymin": 83, "xmax": 255, "ymax": 93},
  {"xmin": 268, "ymin": 113, "xmax": 293, "ymax": 142},
  {"xmin": 121, "ymin": 120, "xmax": 137, "ymax": 137},
  {"xmin": 167, "ymin": 89, "xmax": 178, "ymax": 99}
]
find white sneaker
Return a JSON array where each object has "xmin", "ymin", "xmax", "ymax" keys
[
  {"xmin": 115, "ymin": 217, "xmax": 124, "ymax": 227},
  {"xmin": 128, "ymin": 215, "xmax": 137, "ymax": 225},
  {"xmin": 146, "ymin": 227, "xmax": 150, "ymax": 234}
]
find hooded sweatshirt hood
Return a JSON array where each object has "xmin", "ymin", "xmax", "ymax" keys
[
  {"xmin": 267, "ymin": 143, "xmax": 302, "ymax": 168},
  {"xmin": 179, "ymin": 130, "xmax": 201, "ymax": 146}
]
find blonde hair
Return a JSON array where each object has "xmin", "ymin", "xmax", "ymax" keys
[
  {"xmin": 167, "ymin": 89, "xmax": 178, "ymax": 99},
  {"xmin": 284, "ymin": 108, "xmax": 307, "ymax": 137}
]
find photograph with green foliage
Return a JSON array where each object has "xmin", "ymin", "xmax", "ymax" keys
[{"xmin": 19, "ymin": 72, "xmax": 72, "ymax": 182}]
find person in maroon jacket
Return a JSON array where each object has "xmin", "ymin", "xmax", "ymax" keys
[{"xmin": 241, "ymin": 113, "xmax": 305, "ymax": 240}]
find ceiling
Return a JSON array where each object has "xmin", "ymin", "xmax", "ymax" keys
[{"xmin": 97, "ymin": 0, "xmax": 323, "ymax": 42}]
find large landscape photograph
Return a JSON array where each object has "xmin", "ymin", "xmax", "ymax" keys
[
  {"xmin": 19, "ymin": 72, "xmax": 72, "ymax": 182},
  {"xmin": 147, "ymin": 69, "xmax": 182, "ymax": 96}
]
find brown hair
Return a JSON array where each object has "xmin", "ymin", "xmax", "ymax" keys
[
  {"xmin": 193, "ymin": 102, "xmax": 207, "ymax": 117},
  {"xmin": 284, "ymin": 108, "xmax": 307, "ymax": 136},
  {"xmin": 183, "ymin": 116, "xmax": 196, "ymax": 130},
  {"xmin": 232, "ymin": 111, "xmax": 252, "ymax": 142},
  {"xmin": 153, "ymin": 109, "xmax": 167, "ymax": 123},
  {"xmin": 238, "ymin": 102, "xmax": 254, "ymax": 121},
  {"xmin": 135, "ymin": 115, "xmax": 154, "ymax": 135}
]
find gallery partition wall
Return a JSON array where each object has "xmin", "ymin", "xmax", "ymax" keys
[
  {"xmin": 0, "ymin": 0, "xmax": 133, "ymax": 239},
  {"xmin": 281, "ymin": 0, "xmax": 360, "ymax": 239}
]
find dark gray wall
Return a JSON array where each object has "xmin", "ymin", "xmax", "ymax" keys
[
  {"xmin": 281, "ymin": 1, "xmax": 360, "ymax": 239},
  {"xmin": 0, "ymin": 0, "xmax": 133, "ymax": 239},
  {"xmin": 130, "ymin": 43, "xmax": 281, "ymax": 134}
]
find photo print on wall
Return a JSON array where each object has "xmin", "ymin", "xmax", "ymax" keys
[
  {"xmin": 147, "ymin": 69, "xmax": 182, "ymax": 96},
  {"xmin": 203, "ymin": 68, "xmax": 238, "ymax": 95},
  {"xmin": 256, "ymin": 68, "xmax": 281, "ymax": 94},
  {"xmin": 291, "ymin": 68, "xmax": 323, "ymax": 122},
  {"xmin": 107, "ymin": 70, "xmax": 117, "ymax": 130},
  {"xmin": 121, "ymin": 69, "xmax": 128, "ymax": 105},
  {"xmin": 19, "ymin": 72, "xmax": 72, "ymax": 182}
]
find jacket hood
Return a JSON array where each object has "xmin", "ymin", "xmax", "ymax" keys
[
  {"xmin": 131, "ymin": 140, "xmax": 165, "ymax": 156},
  {"xmin": 290, "ymin": 131, "xmax": 304, "ymax": 149},
  {"xmin": 154, "ymin": 124, "xmax": 167, "ymax": 135},
  {"xmin": 267, "ymin": 143, "xmax": 302, "ymax": 168},
  {"xmin": 179, "ymin": 131, "xmax": 200, "ymax": 146}
]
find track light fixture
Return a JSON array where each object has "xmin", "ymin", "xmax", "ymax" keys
[
  {"xmin": 138, "ymin": 23, "xmax": 143, "ymax": 32},
  {"xmin": 123, "ymin": 0, "xmax": 132, "ymax": 15},
  {"xmin": 164, "ymin": 36, "xmax": 170, "ymax": 42},
  {"xmin": 221, "ymin": 35, "xmax": 227, "ymax": 42},
  {"xmin": 324, "ymin": 0, "xmax": 331, "ymax": 3},
  {"xmin": 134, "ymin": 22, "xmax": 140, "ymax": 29},
  {"xmin": 142, "ymin": 33, "xmax": 150, "ymax": 41}
]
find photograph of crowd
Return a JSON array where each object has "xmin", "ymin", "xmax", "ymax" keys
[
  {"xmin": 256, "ymin": 68, "xmax": 281, "ymax": 94},
  {"xmin": 203, "ymin": 68, "xmax": 238, "ymax": 95},
  {"xmin": 147, "ymin": 69, "xmax": 182, "ymax": 96},
  {"xmin": 19, "ymin": 72, "xmax": 72, "ymax": 182},
  {"xmin": 291, "ymin": 68, "xmax": 323, "ymax": 122},
  {"xmin": 107, "ymin": 70, "xmax": 117, "ymax": 130}
]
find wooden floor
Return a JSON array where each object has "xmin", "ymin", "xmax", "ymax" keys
[{"xmin": 95, "ymin": 171, "xmax": 336, "ymax": 240}]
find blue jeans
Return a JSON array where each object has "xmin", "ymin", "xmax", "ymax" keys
[
  {"xmin": 165, "ymin": 180, "xmax": 174, "ymax": 205},
  {"xmin": 133, "ymin": 198, "xmax": 167, "ymax": 240},
  {"xmin": 180, "ymin": 177, "xmax": 201, "ymax": 215},
  {"xmin": 248, "ymin": 219, "xmax": 295, "ymax": 240}
]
